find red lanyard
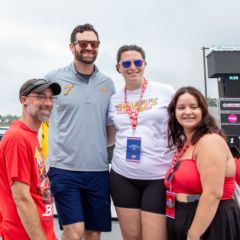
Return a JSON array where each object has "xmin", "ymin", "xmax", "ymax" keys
[
  {"xmin": 172, "ymin": 140, "xmax": 192, "ymax": 167},
  {"xmin": 124, "ymin": 79, "xmax": 148, "ymax": 135},
  {"xmin": 166, "ymin": 140, "xmax": 192, "ymax": 187}
]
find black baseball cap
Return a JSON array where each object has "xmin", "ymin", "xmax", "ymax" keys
[{"xmin": 19, "ymin": 78, "xmax": 61, "ymax": 101}]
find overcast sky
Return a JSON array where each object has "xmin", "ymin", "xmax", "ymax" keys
[{"xmin": 1, "ymin": 0, "xmax": 240, "ymax": 115}]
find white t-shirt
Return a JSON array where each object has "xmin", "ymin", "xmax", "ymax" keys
[{"xmin": 107, "ymin": 81, "xmax": 176, "ymax": 180}]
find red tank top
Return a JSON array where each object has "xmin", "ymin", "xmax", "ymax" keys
[
  {"xmin": 236, "ymin": 158, "xmax": 240, "ymax": 185},
  {"xmin": 165, "ymin": 159, "xmax": 235, "ymax": 200}
]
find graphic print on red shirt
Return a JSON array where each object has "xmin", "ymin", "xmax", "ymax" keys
[{"xmin": 0, "ymin": 120, "xmax": 55, "ymax": 240}]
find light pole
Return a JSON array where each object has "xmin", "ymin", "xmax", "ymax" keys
[{"xmin": 201, "ymin": 46, "xmax": 209, "ymax": 98}]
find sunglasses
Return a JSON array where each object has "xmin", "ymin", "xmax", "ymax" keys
[
  {"xmin": 73, "ymin": 40, "xmax": 100, "ymax": 49},
  {"xmin": 120, "ymin": 59, "xmax": 144, "ymax": 69}
]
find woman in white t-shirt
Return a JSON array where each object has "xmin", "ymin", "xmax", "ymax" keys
[{"xmin": 107, "ymin": 44, "xmax": 175, "ymax": 240}]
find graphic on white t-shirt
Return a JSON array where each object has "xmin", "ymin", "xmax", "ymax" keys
[{"xmin": 115, "ymin": 98, "xmax": 158, "ymax": 114}]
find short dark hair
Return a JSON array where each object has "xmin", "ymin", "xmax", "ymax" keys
[
  {"xmin": 70, "ymin": 23, "xmax": 99, "ymax": 43},
  {"xmin": 167, "ymin": 86, "xmax": 226, "ymax": 148},
  {"xmin": 116, "ymin": 45, "xmax": 146, "ymax": 63}
]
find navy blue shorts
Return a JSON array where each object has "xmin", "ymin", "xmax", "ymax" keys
[{"xmin": 47, "ymin": 167, "xmax": 112, "ymax": 232}]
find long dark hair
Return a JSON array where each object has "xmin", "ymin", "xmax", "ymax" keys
[{"xmin": 167, "ymin": 86, "xmax": 226, "ymax": 148}]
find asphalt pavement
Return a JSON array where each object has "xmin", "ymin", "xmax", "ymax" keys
[{"xmin": 54, "ymin": 218, "xmax": 122, "ymax": 239}]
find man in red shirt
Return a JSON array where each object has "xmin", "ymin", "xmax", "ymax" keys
[
  {"xmin": 0, "ymin": 211, "xmax": 3, "ymax": 240},
  {"xmin": 0, "ymin": 79, "xmax": 61, "ymax": 240}
]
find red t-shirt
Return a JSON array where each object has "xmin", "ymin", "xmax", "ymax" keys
[
  {"xmin": 0, "ymin": 120, "xmax": 56, "ymax": 240},
  {"xmin": 0, "ymin": 210, "xmax": 2, "ymax": 237}
]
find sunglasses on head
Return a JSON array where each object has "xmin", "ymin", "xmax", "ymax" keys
[
  {"xmin": 73, "ymin": 40, "xmax": 100, "ymax": 49},
  {"xmin": 120, "ymin": 59, "xmax": 144, "ymax": 69}
]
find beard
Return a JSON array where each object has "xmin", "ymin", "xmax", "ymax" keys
[
  {"xmin": 75, "ymin": 49, "xmax": 98, "ymax": 64},
  {"xmin": 37, "ymin": 114, "xmax": 50, "ymax": 122},
  {"xmin": 26, "ymin": 104, "xmax": 52, "ymax": 122}
]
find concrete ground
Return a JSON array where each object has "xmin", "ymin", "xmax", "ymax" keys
[{"xmin": 54, "ymin": 218, "xmax": 122, "ymax": 239}]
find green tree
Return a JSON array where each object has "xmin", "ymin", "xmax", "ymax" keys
[{"xmin": 0, "ymin": 114, "xmax": 20, "ymax": 126}]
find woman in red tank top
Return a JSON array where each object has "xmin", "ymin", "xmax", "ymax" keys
[{"xmin": 165, "ymin": 86, "xmax": 240, "ymax": 240}]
